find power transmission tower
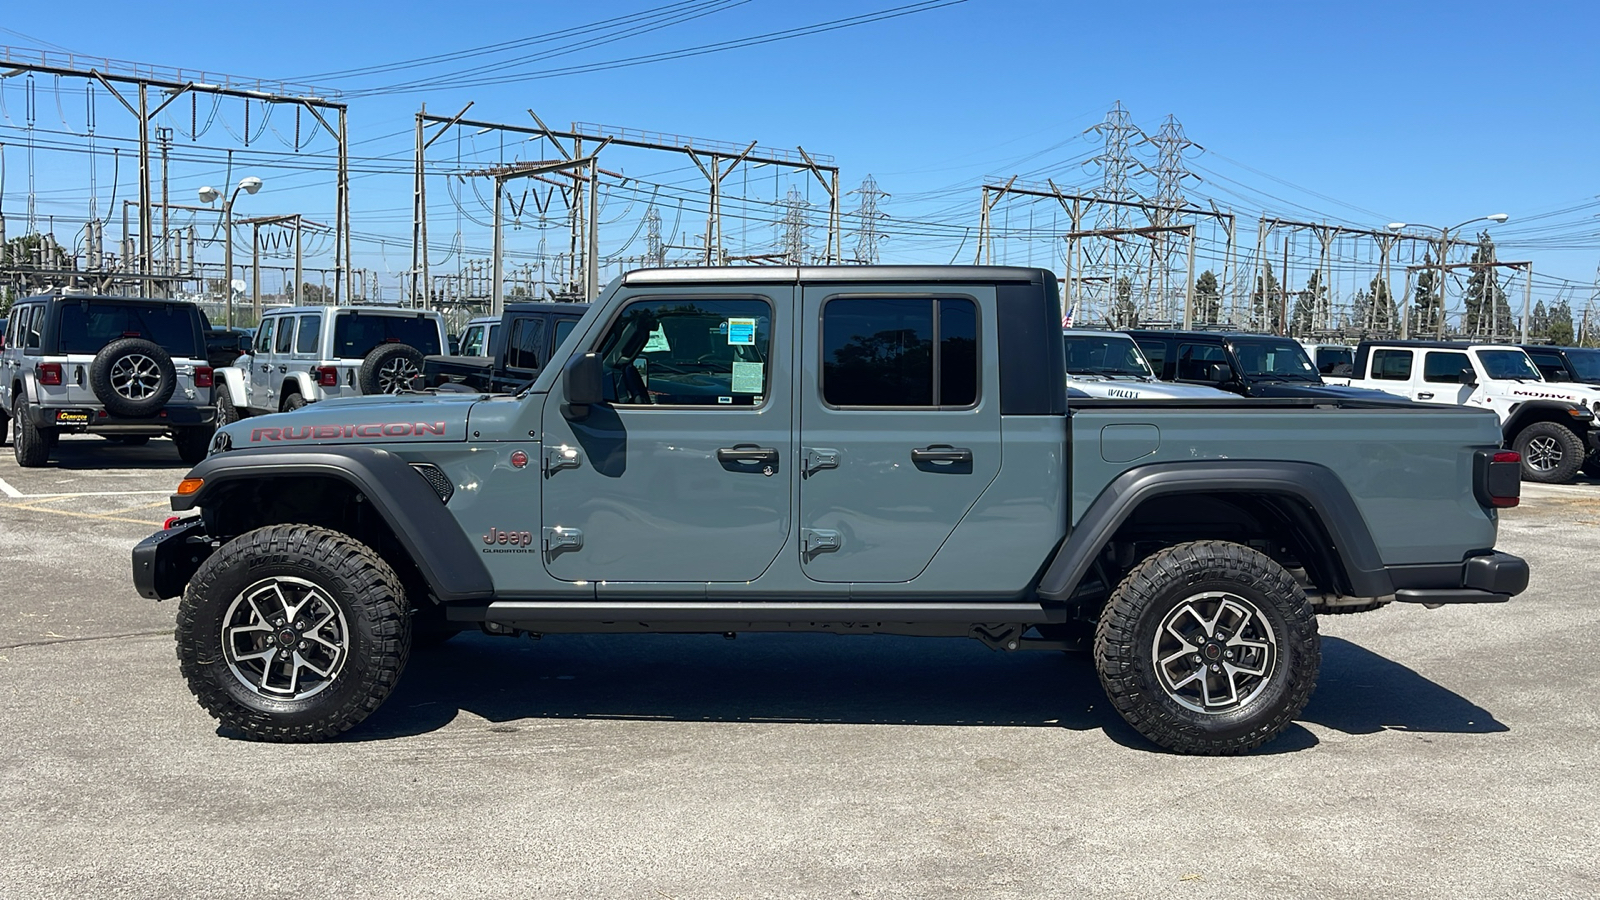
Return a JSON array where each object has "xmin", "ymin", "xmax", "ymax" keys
[
  {"xmin": 849, "ymin": 175, "xmax": 889, "ymax": 264},
  {"xmin": 781, "ymin": 187, "xmax": 810, "ymax": 265},
  {"xmin": 1085, "ymin": 102, "xmax": 1143, "ymax": 321},
  {"xmin": 645, "ymin": 205, "xmax": 664, "ymax": 267},
  {"xmin": 1142, "ymin": 115, "xmax": 1200, "ymax": 321}
]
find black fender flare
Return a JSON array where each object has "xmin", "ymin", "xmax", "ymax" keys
[
  {"xmin": 173, "ymin": 446, "xmax": 493, "ymax": 602},
  {"xmin": 1035, "ymin": 460, "xmax": 1391, "ymax": 602},
  {"xmin": 1500, "ymin": 399, "xmax": 1590, "ymax": 442}
]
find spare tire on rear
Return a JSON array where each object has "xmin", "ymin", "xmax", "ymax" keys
[
  {"xmin": 90, "ymin": 338, "xmax": 177, "ymax": 418},
  {"xmin": 359, "ymin": 343, "xmax": 424, "ymax": 395}
]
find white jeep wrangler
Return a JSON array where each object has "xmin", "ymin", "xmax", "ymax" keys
[
  {"xmin": 215, "ymin": 306, "xmax": 447, "ymax": 422},
  {"xmin": 1347, "ymin": 340, "xmax": 1600, "ymax": 483}
]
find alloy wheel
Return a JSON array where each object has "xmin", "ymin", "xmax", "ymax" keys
[
  {"xmin": 222, "ymin": 576, "xmax": 349, "ymax": 700},
  {"xmin": 1151, "ymin": 591, "xmax": 1278, "ymax": 714}
]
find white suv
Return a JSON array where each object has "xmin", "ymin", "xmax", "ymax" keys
[
  {"xmin": 0, "ymin": 293, "xmax": 217, "ymax": 466},
  {"xmin": 215, "ymin": 306, "xmax": 447, "ymax": 422},
  {"xmin": 1347, "ymin": 340, "xmax": 1600, "ymax": 483}
]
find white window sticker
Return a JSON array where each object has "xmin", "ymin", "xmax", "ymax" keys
[
  {"xmin": 642, "ymin": 326, "xmax": 672, "ymax": 353},
  {"xmin": 727, "ymin": 317, "xmax": 756, "ymax": 345},
  {"xmin": 731, "ymin": 361, "xmax": 764, "ymax": 393}
]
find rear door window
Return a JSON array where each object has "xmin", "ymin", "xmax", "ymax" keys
[
  {"xmin": 1423, "ymin": 351, "xmax": 1472, "ymax": 383},
  {"xmin": 821, "ymin": 297, "xmax": 978, "ymax": 408},
  {"xmin": 1527, "ymin": 351, "xmax": 1567, "ymax": 382},
  {"xmin": 1137, "ymin": 339, "xmax": 1167, "ymax": 377},
  {"xmin": 505, "ymin": 317, "xmax": 546, "ymax": 371},
  {"xmin": 295, "ymin": 314, "xmax": 321, "ymax": 355},
  {"xmin": 1371, "ymin": 349, "xmax": 1413, "ymax": 380},
  {"xmin": 1175, "ymin": 343, "xmax": 1230, "ymax": 382}
]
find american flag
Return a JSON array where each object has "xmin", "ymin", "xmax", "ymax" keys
[{"xmin": 1061, "ymin": 303, "xmax": 1076, "ymax": 328}]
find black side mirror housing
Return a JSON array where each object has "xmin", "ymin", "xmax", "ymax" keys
[{"xmin": 562, "ymin": 352, "xmax": 604, "ymax": 419}]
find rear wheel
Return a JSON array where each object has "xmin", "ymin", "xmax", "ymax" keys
[
  {"xmin": 1094, "ymin": 541, "xmax": 1320, "ymax": 755},
  {"xmin": 12, "ymin": 398, "xmax": 55, "ymax": 467},
  {"xmin": 216, "ymin": 391, "xmax": 241, "ymax": 426},
  {"xmin": 173, "ymin": 426, "xmax": 213, "ymax": 464},
  {"xmin": 283, "ymin": 392, "xmax": 308, "ymax": 411},
  {"xmin": 175, "ymin": 525, "xmax": 411, "ymax": 742},
  {"xmin": 1512, "ymin": 421, "xmax": 1584, "ymax": 484}
]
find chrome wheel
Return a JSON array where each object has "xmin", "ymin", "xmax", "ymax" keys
[
  {"xmin": 1152, "ymin": 591, "xmax": 1278, "ymax": 714},
  {"xmin": 1525, "ymin": 435, "xmax": 1562, "ymax": 471},
  {"xmin": 222, "ymin": 576, "xmax": 349, "ymax": 700},
  {"xmin": 109, "ymin": 353, "xmax": 163, "ymax": 400},
  {"xmin": 377, "ymin": 358, "xmax": 419, "ymax": 393}
]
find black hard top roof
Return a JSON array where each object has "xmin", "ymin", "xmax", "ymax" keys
[
  {"xmin": 22, "ymin": 291, "xmax": 195, "ymax": 306},
  {"xmin": 505, "ymin": 301, "xmax": 590, "ymax": 313},
  {"xmin": 1125, "ymin": 329, "xmax": 1300, "ymax": 342}
]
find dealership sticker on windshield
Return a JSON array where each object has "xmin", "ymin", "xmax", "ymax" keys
[
  {"xmin": 726, "ymin": 318, "xmax": 756, "ymax": 345},
  {"xmin": 732, "ymin": 361, "xmax": 764, "ymax": 393}
]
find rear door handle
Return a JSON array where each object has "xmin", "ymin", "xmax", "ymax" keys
[
  {"xmin": 717, "ymin": 445, "xmax": 779, "ymax": 466},
  {"xmin": 911, "ymin": 446, "xmax": 973, "ymax": 464}
]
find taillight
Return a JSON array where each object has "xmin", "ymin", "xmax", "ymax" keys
[
  {"xmin": 38, "ymin": 363, "xmax": 62, "ymax": 385},
  {"xmin": 316, "ymin": 366, "xmax": 339, "ymax": 387},
  {"xmin": 194, "ymin": 367, "xmax": 214, "ymax": 388},
  {"xmin": 1481, "ymin": 450, "xmax": 1521, "ymax": 508}
]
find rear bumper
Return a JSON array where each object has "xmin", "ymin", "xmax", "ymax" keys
[
  {"xmin": 1391, "ymin": 551, "xmax": 1529, "ymax": 605},
  {"xmin": 29, "ymin": 404, "xmax": 216, "ymax": 432}
]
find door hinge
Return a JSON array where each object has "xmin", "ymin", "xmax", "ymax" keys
[
  {"xmin": 801, "ymin": 447, "xmax": 839, "ymax": 476},
  {"xmin": 542, "ymin": 526, "xmax": 584, "ymax": 554},
  {"xmin": 543, "ymin": 445, "xmax": 582, "ymax": 475},
  {"xmin": 801, "ymin": 528, "xmax": 842, "ymax": 555}
]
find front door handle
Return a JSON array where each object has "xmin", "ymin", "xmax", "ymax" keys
[
  {"xmin": 717, "ymin": 445, "xmax": 780, "ymax": 466},
  {"xmin": 1417, "ymin": 392, "xmax": 1434, "ymax": 400},
  {"xmin": 911, "ymin": 446, "xmax": 973, "ymax": 464}
]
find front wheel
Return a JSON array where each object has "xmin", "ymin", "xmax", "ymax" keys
[
  {"xmin": 1512, "ymin": 421, "xmax": 1584, "ymax": 484},
  {"xmin": 1094, "ymin": 541, "xmax": 1320, "ymax": 755},
  {"xmin": 175, "ymin": 525, "xmax": 412, "ymax": 742}
]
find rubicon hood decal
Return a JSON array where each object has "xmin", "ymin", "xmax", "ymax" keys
[
  {"xmin": 250, "ymin": 422, "xmax": 447, "ymax": 442},
  {"xmin": 220, "ymin": 398, "xmax": 474, "ymax": 447}
]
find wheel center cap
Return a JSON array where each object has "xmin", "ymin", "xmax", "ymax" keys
[
  {"xmin": 1203, "ymin": 643, "xmax": 1222, "ymax": 661},
  {"xmin": 277, "ymin": 628, "xmax": 298, "ymax": 647}
]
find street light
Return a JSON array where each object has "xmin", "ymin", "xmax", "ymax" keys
[
  {"xmin": 1386, "ymin": 213, "xmax": 1509, "ymax": 339},
  {"xmin": 199, "ymin": 177, "xmax": 265, "ymax": 327}
]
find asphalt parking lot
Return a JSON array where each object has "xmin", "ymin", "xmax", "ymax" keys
[{"xmin": 2, "ymin": 434, "xmax": 1597, "ymax": 899}]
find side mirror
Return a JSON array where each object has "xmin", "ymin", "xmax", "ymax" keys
[
  {"xmin": 239, "ymin": 336, "xmax": 253, "ymax": 355},
  {"xmin": 1458, "ymin": 369, "xmax": 1478, "ymax": 386},
  {"xmin": 562, "ymin": 352, "xmax": 604, "ymax": 420}
]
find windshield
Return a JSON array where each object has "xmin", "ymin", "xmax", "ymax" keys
[
  {"xmin": 1563, "ymin": 349, "xmax": 1600, "ymax": 382},
  {"xmin": 1314, "ymin": 347, "xmax": 1353, "ymax": 374},
  {"xmin": 1230, "ymin": 338, "xmax": 1321, "ymax": 381},
  {"xmin": 1063, "ymin": 333, "xmax": 1153, "ymax": 377},
  {"xmin": 56, "ymin": 301, "xmax": 203, "ymax": 357},
  {"xmin": 331, "ymin": 313, "xmax": 442, "ymax": 358},
  {"xmin": 1479, "ymin": 349, "xmax": 1541, "ymax": 381}
]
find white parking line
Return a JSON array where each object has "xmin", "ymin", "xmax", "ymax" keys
[{"xmin": 0, "ymin": 476, "xmax": 169, "ymax": 500}]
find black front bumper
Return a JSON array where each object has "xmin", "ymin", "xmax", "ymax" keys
[
  {"xmin": 1390, "ymin": 551, "xmax": 1529, "ymax": 606},
  {"xmin": 32, "ymin": 404, "xmax": 215, "ymax": 433},
  {"xmin": 131, "ymin": 518, "xmax": 214, "ymax": 600}
]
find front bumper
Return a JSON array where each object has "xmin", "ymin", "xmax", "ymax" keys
[
  {"xmin": 1390, "ymin": 550, "xmax": 1529, "ymax": 606},
  {"xmin": 131, "ymin": 518, "xmax": 214, "ymax": 600},
  {"xmin": 31, "ymin": 404, "xmax": 216, "ymax": 433}
]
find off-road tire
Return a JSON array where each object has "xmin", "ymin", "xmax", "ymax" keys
[
  {"xmin": 1512, "ymin": 421, "xmax": 1584, "ymax": 484},
  {"xmin": 359, "ymin": 343, "xmax": 425, "ymax": 395},
  {"xmin": 89, "ymin": 337, "xmax": 177, "ymax": 418},
  {"xmin": 12, "ymin": 398, "xmax": 55, "ymax": 467},
  {"xmin": 216, "ymin": 391, "xmax": 242, "ymax": 425},
  {"xmin": 1094, "ymin": 540, "xmax": 1320, "ymax": 755},
  {"xmin": 175, "ymin": 525, "xmax": 412, "ymax": 742},
  {"xmin": 282, "ymin": 392, "xmax": 308, "ymax": 412},
  {"xmin": 172, "ymin": 426, "xmax": 213, "ymax": 465}
]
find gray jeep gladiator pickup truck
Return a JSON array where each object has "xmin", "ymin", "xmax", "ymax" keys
[{"xmin": 132, "ymin": 266, "xmax": 1528, "ymax": 755}]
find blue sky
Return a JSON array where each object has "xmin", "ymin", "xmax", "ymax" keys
[{"xmin": 2, "ymin": 0, "xmax": 1596, "ymax": 309}]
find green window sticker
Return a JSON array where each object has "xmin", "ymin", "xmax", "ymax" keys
[
  {"xmin": 731, "ymin": 361, "xmax": 764, "ymax": 393},
  {"xmin": 642, "ymin": 326, "xmax": 671, "ymax": 352}
]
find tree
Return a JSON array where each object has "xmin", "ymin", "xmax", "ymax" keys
[
  {"xmin": 1290, "ymin": 269, "xmax": 1325, "ymax": 336},
  {"xmin": 1109, "ymin": 276, "xmax": 1137, "ymax": 328},
  {"xmin": 1529, "ymin": 300, "xmax": 1550, "ymax": 341},
  {"xmin": 1250, "ymin": 262, "xmax": 1283, "ymax": 333},
  {"xmin": 1462, "ymin": 231, "xmax": 1512, "ymax": 338},
  {"xmin": 299, "ymin": 283, "xmax": 330, "ymax": 304},
  {"xmin": 1413, "ymin": 254, "xmax": 1442, "ymax": 335},
  {"xmin": 1192, "ymin": 270, "xmax": 1221, "ymax": 324},
  {"xmin": 1354, "ymin": 275, "xmax": 1396, "ymax": 333},
  {"xmin": 1549, "ymin": 296, "xmax": 1575, "ymax": 346}
]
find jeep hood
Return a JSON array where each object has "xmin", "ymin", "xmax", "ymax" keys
[
  {"xmin": 218, "ymin": 392, "xmax": 482, "ymax": 449},
  {"xmin": 1066, "ymin": 378, "xmax": 1232, "ymax": 400}
]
